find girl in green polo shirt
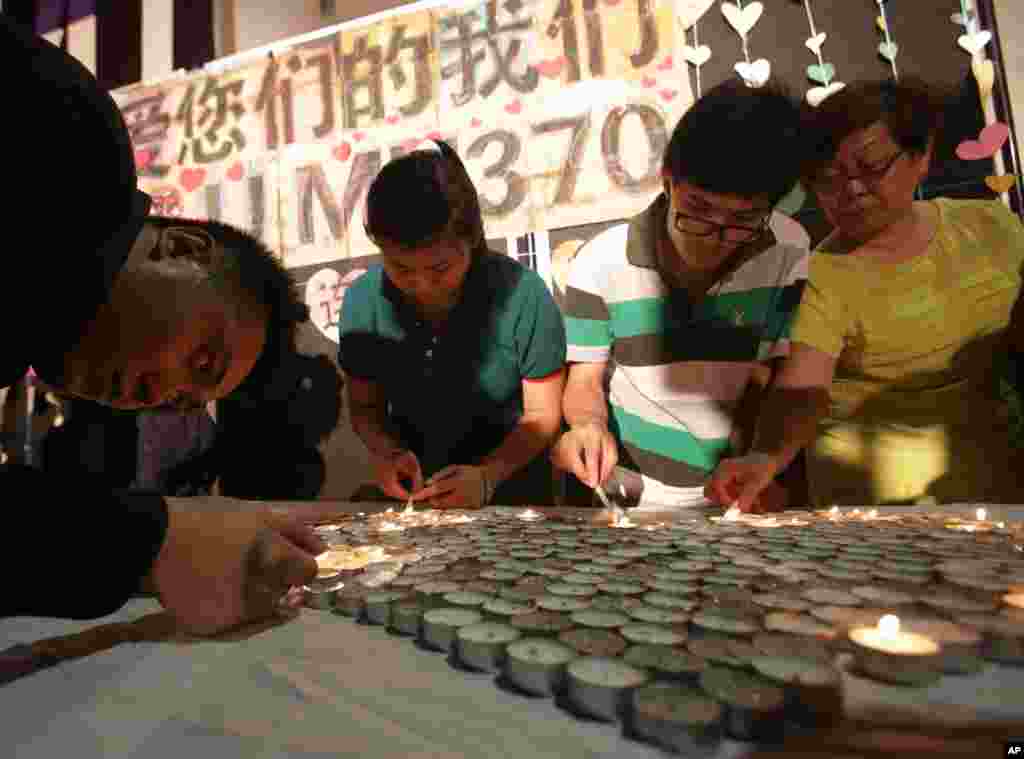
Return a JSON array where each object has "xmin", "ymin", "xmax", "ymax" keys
[{"xmin": 339, "ymin": 142, "xmax": 567, "ymax": 509}]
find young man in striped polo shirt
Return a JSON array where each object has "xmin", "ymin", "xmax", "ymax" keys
[{"xmin": 552, "ymin": 80, "xmax": 809, "ymax": 511}]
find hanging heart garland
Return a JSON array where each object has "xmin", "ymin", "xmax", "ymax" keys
[
  {"xmin": 800, "ymin": 0, "xmax": 843, "ymax": 106},
  {"xmin": 875, "ymin": 0, "xmax": 898, "ymax": 80},
  {"xmin": 721, "ymin": 1, "xmax": 770, "ymax": 88}
]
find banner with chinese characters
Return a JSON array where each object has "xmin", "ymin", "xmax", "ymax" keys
[{"xmin": 113, "ymin": 0, "xmax": 699, "ymax": 272}]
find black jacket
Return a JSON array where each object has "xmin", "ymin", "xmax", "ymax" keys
[{"xmin": 0, "ymin": 15, "xmax": 168, "ymax": 620}]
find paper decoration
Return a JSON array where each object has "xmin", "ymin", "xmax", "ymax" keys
[
  {"xmin": 721, "ymin": 1, "xmax": 770, "ymax": 88},
  {"xmin": 775, "ymin": 182, "xmax": 807, "ymax": 215},
  {"xmin": 678, "ymin": 0, "xmax": 717, "ymax": 29},
  {"xmin": 956, "ymin": 122, "xmax": 1010, "ymax": 161},
  {"xmin": 972, "ymin": 59, "xmax": 995, "ymax": 100},
  {"xmin": 679, "ymin": 14, "xmax": 712, "ymax": 98},
  {"xmin": 958, "ymin": 30, "xmax": 992, "ymax": 55},
  {"xmin": 800, "ymin": 0, "xmax": 843, "ymax": 107},
  {"xmin": 875, "ymin": 0, "xmax": 898, "ymax": 80},
  {"xmin": 985, "ymin": 175, "xmax": 1016, "ymax": 194}
]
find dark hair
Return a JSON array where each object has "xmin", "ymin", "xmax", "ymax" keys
[
  {"xmin": 802, "ymin": 77, "xmax": 948, "ymax": 178},
  {"xmin": 364, "ymin": 141, "xmax": 486, "ymax": 254},
  {"xmin": 663, "ymin": 78, "xmax": 804, "ymax": 204},
  {"xmin": 145, "ymin": 216, "xmax": 308, "ymax": 400}
]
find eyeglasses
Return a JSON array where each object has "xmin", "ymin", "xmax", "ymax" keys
[
  {"xmin": 673, "ymin": 211, "xmax": 770, "ymax": 244},
  {"xmin": 810, "ymin": 151, "xmax": 905, "ymax": 192}
]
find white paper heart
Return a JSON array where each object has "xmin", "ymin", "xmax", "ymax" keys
[
  {"xmin": 958, "ymin": 30, "xmax": 992, "ymax": 55},
  {"xmin": 735, "ymin": 58, "xmax": 771, "ymax": 88},
  {"xmin": 682, "ymin": 44, "xmax": 712, "ymax": 66},
  {"xmin": 951, "ymin": 12, "xmax": 965, "ymax": 25},
  {"xmin": 805, "ymin": 33, "xmax": 826, "ymax": 55},
  {"xmin": 677, "ymin": 0, "xmax": 717, "ymax": 29},
  {"xmin": 806, "ymin": 82, "xmax": 846, "ymax": 108},
  {"xmin": 721, "ymin": 1, "xmax": 764, "ymax": 37}
]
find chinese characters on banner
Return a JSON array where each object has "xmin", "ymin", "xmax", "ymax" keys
[{"xmin": 113, "ymin": 0, "xmax": 701, "ymax": 274}]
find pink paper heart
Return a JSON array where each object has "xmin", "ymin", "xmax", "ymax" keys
[
  {"xmin": 505, "ymin": 100, "xmax": 523, "ymax": 115},
  {"xmin": 134, "ymin": 149, "xmax": 153, "ymax": 171},
  {"xmin": 401, "ymin": 137, "xmax": 422, "ymax": 153},
  {"xmin": 352, "ymin": 131, "xmax": 366, "ymax": 142},
  {"xmin": 426, "ymin": 131, "xmax": 443, "ymax": 141},
  {"xmin": 604, "ymin": 0, "xmax": 621, "ymax": 6},
  {"xmin": 179, "ymin": 167, "xmax": 207, "ymax": 192},
  {"xmin": 470, "ymin": 118, "xmax": 482, "ymax": 128},
  {"xmin": 333, "ymin": 142, "xmax": 352, "ymax": 162},
  {"xmin": 226, "ymin": 161, "xmax": 244, "ymax": 181},
  {"xmin": 642, "ymin": 76, "xmax": 657, "ymax": 88},
  {"xmin": 657, "ymin": 56, "xmax": 673, "ymax": 72},
  {"xmin": 386, "ymin": 114, "xmax": 400, "ymax": 125},
  {"xmin": 535, "ymin": 57, "xmax": 566, "ymax": 78},
  {"xmin": 956, "ymin": 122, "xmax": 1010, "ymax": 161},
  {"xmin": 659, "ymin": 89, "xmax": 678, "ymax": 102}
]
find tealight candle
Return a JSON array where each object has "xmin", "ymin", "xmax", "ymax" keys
[
  {"xmin": 848, "ymin": 614, "xmax": 942, "ymax": 685},
  {"xmin": 518, "ymin": 508, "xmax": 543, "ymax": 521},
  {"xmin": 1005, "ymin": 593, "xmax": 1024, "ymax": 611}
]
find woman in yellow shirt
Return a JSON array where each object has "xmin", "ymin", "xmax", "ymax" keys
[{"xmin": 705, "ymin": 78, "xmax": 1024, "ymax": 509}]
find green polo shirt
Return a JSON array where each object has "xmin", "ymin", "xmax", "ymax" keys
[{"xmin": 339, "ymin": 251, "xmax": 567, "ymax": 503}]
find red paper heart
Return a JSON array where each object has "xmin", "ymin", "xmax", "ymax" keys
[
  {"xmin": 471, "ymin": 118, "xmax": 483, "ymax": 128},
  {"xmin": 226, "ymin": 161, "xmax": 244, "ymax": 181},
  {"xmin": 386, "ymin": 114, "xmax": 400, "ymax": 125},
  {"xmin": 353, "ymin": 131, "xmax": 366, "ymax": 142},
  {"xmin": 535, "ymin": 57, "xmax": 566, "ymax": 78},
  {"xmin": 179, "ymin": 167, "xmax": 207, "ymax": 192},
  {"xmin": 956, "ymin": 122, "xmax": 1010, "ymax": 161},
  {"xmin": 333, "ymin": 142, "xmax": 352, "ymax": 162},
  {"xmin": 605, "ymin": 0, "xmax": 621, "ymax": 6},
  {"xmin": 505, "ymin": 100, "xmax": 523, "ymax": 115},
  {"xmin": 659, "ymin": 89, "xmax": 678, "ymax": 102},
  {"xmin": 134, "ymin": 149, "xmax": 153, "ymax": 171},
  {"xmin": 657, "ymin": 56, "xmax": 673, "ymax": 71},
  {"xmin": 642, "ymin": 76, "xmax": 657, "ymax": 88}
]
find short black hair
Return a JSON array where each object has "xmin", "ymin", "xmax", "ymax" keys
[
  {"xmin": 801, "ymin": 77, "xmax": 948, "ymax": 179},
  {"xmin": 364, "ymin": 141, "xmax": 487, "ymax": 254},
  {"xmin": 663, "ymin": 79, "xmax": 804, "ymax": 205},
  {"xmin": 145, "ymin": 215, "xmax": 308, "ymax": 399}
]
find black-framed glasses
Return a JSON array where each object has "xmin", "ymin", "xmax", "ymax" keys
[
  {"xmin": 673, "ymin": 211, "xmax": 770, "ymax": 244},
  {"xmin": 810, "ymin": 151, "xmax": 905, "ymax": 192}
]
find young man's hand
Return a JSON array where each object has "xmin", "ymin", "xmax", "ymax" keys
[
  {"xmin": 372, "ymin": 449, "xmax": 424, "ymax": 501},
  {"xmin": 410, "ymin": 465, "xmax": 492, "ymax": 509},
  {"xmin": 146, "ymin": 500, "xmax": 326, "ymax": 636},
  {"xmin": 704, "ymin": 452, "xmax": 783, "ymax": 512},
  {"xmin": 550, "ymin": 422, "xmax": 618, "ymax": 488}
]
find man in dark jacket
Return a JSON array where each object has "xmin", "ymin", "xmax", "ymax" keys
[{"xmin": 0, "ymin": 14, "xmax": 324, "ymax": 635}]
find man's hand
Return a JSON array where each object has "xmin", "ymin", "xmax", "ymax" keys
[
  {"xmin": 411, "ymin": 465, "xmax": 492, "ymax": 509},
  {"xmin": 550, "ymin": 422, "xmax": 618, "ymax": 488},
  {"xmin": 372, "ymin": 449, "xmax": 424, "ymax": 500},
  {"xmin": 704, "ymin": 452, "xmax": 782, "ymax": 513},
  {"xmin": 146, "ymin": 500, "xmax": 327, "ymax": 636}
]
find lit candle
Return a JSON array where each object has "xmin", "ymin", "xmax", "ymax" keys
[
  {"xmin": 722, "ymin": 505, "xmax": 742, "ymax": 522},
  {"xmin": 518, "ymin": 508, "xmax": 542, "ymax": 521},
  {"xmin": 848, "ymin": 614, "xmax": 942, "ymax": 685},
  {"xmin": 976, "ymin": 507, "xmax": 987, "ymax": 522},
  {"xmin": 1005, "ymin": 593, "xmax": 1024, "ymax": 611},
  {"xmin": 867, "ymin": 509, "xmax": 878, "ymax": 520}
]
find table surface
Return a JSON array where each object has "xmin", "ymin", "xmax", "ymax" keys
[{"xmin": 2, "ymin": 501, "xmax": 1023, "ymax": 759}]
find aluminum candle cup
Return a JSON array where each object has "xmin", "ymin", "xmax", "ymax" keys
[
  {"xmin": 847, "ymin": 615, "xmax": 942, "ymax": 685},
  {"xmin": 699, "ymin": 666, "xmax": 785, "ymax": 742},
  {"xmin": 509, "ymin": 611, "xmax": 574, "ymax": 637},
  {"xmin": 630, "ymin": 683, "xmax": 722, "ymax": 756},
  {"xmin": 364, "ymin": 590, "xmax": 411, "ymax": 626},
  {"xmin": 389, "ymin": 600, "xmax": 427, "ymax": 636},
  {"xmin": 623, "ymin": 645, "xmax": 707, "ymax": 684},
  {"xmin": 748, "ymin": 656, "xmax": 843, "ymax": 727},
  {"xmin": 481, "ymin": 598, "xmax": 535, "ymax": 622},
  {"xmin": 303, "ymin": 580, "xmax": 344, "ymax": 609},
  {"xmin": 566, "ymin": 656, "xmax": 650, "ymax": 722},
  {"xmin": 956, "ymin": 614, "xmax": 1024, "ymax": 665},
  {"xmin": 456, "ymin": 622, "xmax": 521, "ymax": 672},
  {"xmin": 333, "ymin": 584, "xmax": 371, "ymax": 618},
  {"xmin": 415, "ymin": 581, "xmax": 462, "ymax": 607},
  {"xmin": 504, "ymin": 638, "xmax": 577, "ymax": 696},
  {"xmin": 421, "ymin": 608, "xmax": 484, "ymax": 653},
  {"xmin": 896, "ymin": 617, "xmax": 984, "ymax": 674}
]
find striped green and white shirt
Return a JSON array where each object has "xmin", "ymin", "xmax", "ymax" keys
[{"xmin": 564, "ymin": 195, "xmax": 809, "ymax": 508}]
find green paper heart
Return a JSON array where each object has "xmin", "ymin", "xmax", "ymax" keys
[
  {"xmin": 775, "ymin": 182, "xmax": 807, "ymax": 216},
  {"xmin": 807, "ymin": 63, "xmax": 835, "ymax": 85},
  {"xmin": 878, "ymin": 42, "xmax": 899, "ymax": 62}
]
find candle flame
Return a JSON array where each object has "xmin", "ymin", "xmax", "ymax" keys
[
  {"xmin": 997, "ymin": 522, "xmax": 1006, "ymax": 529},
  {"xmin": 851, "ymin": 508, "xmax": 861, "ymax": 515},
  {"xmin": 829, "ymin": 506, "xmax": 839, "ymax": 516},
  {"xmin": 723, "ymin": 506, "xmax": 742, "ymax": 522},
  {"xmin": 879, "ymin": 614, "xmax": 900, "ymax": 637},
  {"xmin": 867, "ymin": 508, "xmax": 878, "ymax": 519},
  {"xmin": 976, "ymin": 507, "xmax": 986, "ymax": 521}
]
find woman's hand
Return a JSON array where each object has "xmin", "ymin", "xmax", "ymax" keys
[
  {"xmin": 550, "ymin": 422, "xmax": 618, "ymax": 488},
  {"xmin": 372, "ymin": 449, "xmax": 424, "ymax": 500},
  {"xmin": 411, "ymin": 465, "xmax": 494, "ymax": 509}
]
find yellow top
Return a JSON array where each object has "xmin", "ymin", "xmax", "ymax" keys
[{"xmin": 790, "ymin": 198, "xmax": 1024, "ymax": 506}]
